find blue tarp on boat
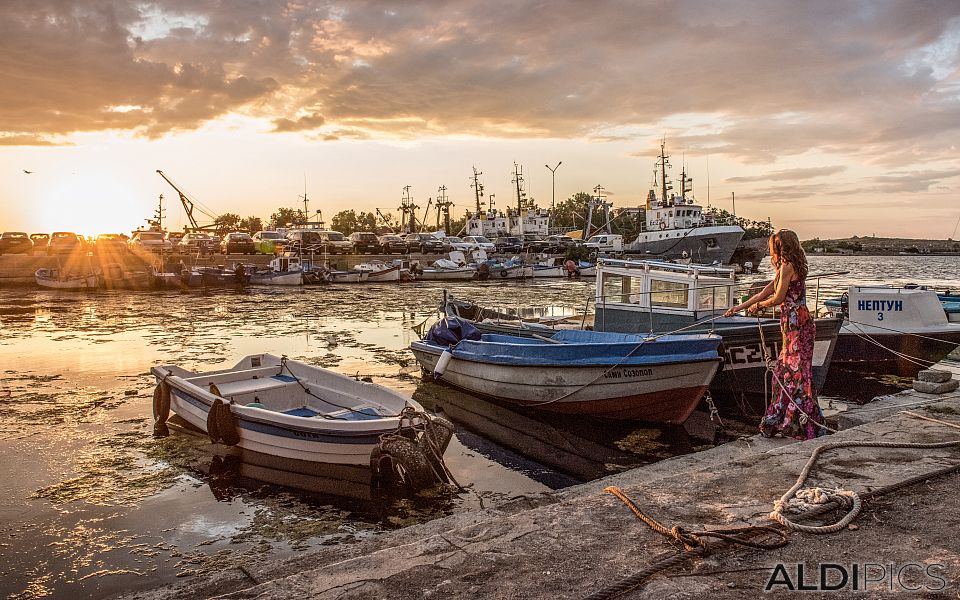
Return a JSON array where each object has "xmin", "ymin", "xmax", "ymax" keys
[
  {"xmin": 436, "ymin": 329, "xmax": 721, "ymax": 367},
  {"xmin": 425, "ymin": 316, "xmax": 482, "ymax": 346}
]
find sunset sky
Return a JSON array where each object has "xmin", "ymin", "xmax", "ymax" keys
[{"xmin": 2, "ymin": 1, "xmax": 959, "ymax": 239}]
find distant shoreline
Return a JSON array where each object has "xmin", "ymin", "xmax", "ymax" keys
[{"xmin": 802, "ymin": 236, "xmax": 960, "ymax": 257}]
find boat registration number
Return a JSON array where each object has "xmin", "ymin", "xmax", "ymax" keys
[{"xmin": 603, "ymin": 367, "xmax": 653, "ymax": 379}]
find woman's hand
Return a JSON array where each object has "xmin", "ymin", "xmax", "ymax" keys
[
  {"xmin": 746, "ymin": 302, "xmax": 763, "ymax": 316},
  {"xmin": 723, "ymin": 306, "xmax": 738, "ymax": 317}
]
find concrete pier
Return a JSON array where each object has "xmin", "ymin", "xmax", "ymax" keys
[{"xmin": 128, "ymin": 366, "xmax": 960, "ymax": 599}]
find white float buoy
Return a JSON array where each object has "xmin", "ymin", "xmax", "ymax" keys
[{"xmin": 433, "ymin": 349, "xmax": 453, "ymax": 379}]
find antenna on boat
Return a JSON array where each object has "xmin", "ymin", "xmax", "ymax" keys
[
  {"xmin": 706, "ymin": 155, "xmax": 711, "ymax": 208},
  {"xmin": 399, "ymin": 185, "xmax": 419, "ymax": 234},
  {"xmin": 436, "ymin": 185, "xmax": 453, "ymax": 234},
  {"xmin": 470, "ymin": 166, "xmax": 485, "ymax": 215},
  {"xmin": 299, "ymin": 174, "xmax": 309, "ymax": 224},
  {"xmin": 512, "ymin": 162, "xmax": 527, "ymax": 235}
]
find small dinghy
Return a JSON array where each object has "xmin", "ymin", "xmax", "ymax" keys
[
  {"xmin": 410, "ymin": 318, "xmax": 722, "ymax": 423},
  {"xmin": 151, "ymin": 354, "xmax": 454, "ymax": 489},
  {"xmin": 353, "ymin": 261, "xmax": 401, "ymax": 282},
  {"xmin": 249, "ymin": 255, "xmax": 303, "ymax": 286},
  {"xmin": 35, "ymin": 268, "xmax": 99, "ymax": 290}
]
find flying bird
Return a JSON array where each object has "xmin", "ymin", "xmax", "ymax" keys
[{"xmin": 23, "ymin": 170, "xmax": 33, "ymax": 174}]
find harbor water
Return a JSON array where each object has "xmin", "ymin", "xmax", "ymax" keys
[{"xmin": 1, "ymin": 255, "xmax": 958, "ymax": 598}]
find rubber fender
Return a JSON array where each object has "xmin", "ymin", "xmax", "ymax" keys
[
  {"xmin": 216, "ymin": 401, "xmax": 241, "ymax": 446},
  {"xmin": 433, "ymin": 349, "xmax": 452, "ymax": 379},
  {"xmin": 499, "ymin": 269, "xmax": 509, "ymax": 278},
  {"xmin": 206, "ymin": 399, "xmax": 222, "ymax": 443},
  {"xmin": 153, "ymin": 381, "xmax": 171, "ymax": 425},
  {"xmin": 377, "ymin": 436, "xmax": 435, "ymax": 491}
]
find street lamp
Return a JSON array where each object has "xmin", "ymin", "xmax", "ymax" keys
[{"xmin": 545, "ymin": 161, "xmax": 562, "ymax": 232}]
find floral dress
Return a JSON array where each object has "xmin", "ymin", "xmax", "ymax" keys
[{"xmin": 760, "ymin": 274, "xmax": 825, "ymax": 439}]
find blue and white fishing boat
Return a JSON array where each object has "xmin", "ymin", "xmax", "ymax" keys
[
  {"xmin": 249, "ymin": 255, "xmax": 303, "ymax": 286},
  {"xmin": 410, "ymin": 320, "xmax": 722, "ymax": 423},
  {"xmin": 151, "ymin": 354, "xmax": 446, "ymax": 468}
]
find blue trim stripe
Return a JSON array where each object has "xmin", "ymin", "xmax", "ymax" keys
[{"xmin": 171, "ymin": 390, "xmax": 392, "ymax": 445}]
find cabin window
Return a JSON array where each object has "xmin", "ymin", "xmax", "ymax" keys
[
  {"xmin": 697, "ymin": 285, "xmax": 731, "ymax": 311},
  {"xmin": 650, "ymin": 279, "xmax": 688, "ymax": 308},
  {"xmin": 601, "ymin": 274, "xmax": 634, "ymax": 304}
]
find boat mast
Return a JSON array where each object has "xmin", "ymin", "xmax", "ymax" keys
[
  {"xmin": 436, "ymin": 185, "xmax": 453, "ymax": 234},
  {"xmin": 470, "ymin": 166, "xmax": 484, "ymax": 215},
  {"xmin": 512, "ymin": 162, "xmax": 526, "ymax": 235},
  {"xmin": 399, "ymin": 185, "xmax": 418, "ymax": 234},
  {"xmin": 658, "ymin": 139, "xmax": 672, "ymax": 207}
]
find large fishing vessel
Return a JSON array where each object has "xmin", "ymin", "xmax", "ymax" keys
[{"xmin": 622, "ymin": 141, "xmax": 744, "ymax": 264}]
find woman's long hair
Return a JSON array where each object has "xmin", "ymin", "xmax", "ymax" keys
[{"xmin": 771, "ymin": 229, "xmax": 808, "ymax": 280}]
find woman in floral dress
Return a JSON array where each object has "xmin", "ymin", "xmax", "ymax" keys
[{"xmin": 724, "ymin": 229, "xmax": 824, "ymax": 439}]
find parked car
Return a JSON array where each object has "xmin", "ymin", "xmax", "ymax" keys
[
  {"xmin": 404, "ymin": 233, "xmax": 445, "ymax": 253},
  {"xmin": 286, "ymin": 229, "xmax": 322, "ymax": 253},
  {"xmin": 221, "ymin": 232, "xmax": 257, "ymax": 255},
  {"xmin": 520, "ymin": 233, "xmax": 546, "ymax": 252},
  {"xmin": 378, "ymin": 234, "xmax": 408, "ymax": 254},
  {"xmin": 442, "ymin": 236, "xmax": 477, "ymax": 252},
  {"xmin": 30, "ymin": 233, "xmax": 50, "ymax": 254},
  {"xmin": 179, "ymin": 232, "xmax": 220, "ymax": 255},
  {"xmin": 349, "ymin": 231, "xmax": 381, "ymax": 254},
  {"xmin": 584, "ymin": 233, "xmax": 624, "ymax": 255},
  {"xmin": 494, "ymin": 236, "xmax": 523, "ymax": 254},
  {"xmin": 165, "ymin": 231, "xmax": 186, "ymax": 247},
  {"xmin": 539, "ymin": 235, "xmax": 579, "ymax": 253},
  {"xmin": 0, "ymin": 231, "xmax": 33, "ymax": 255},
  {"xmin": 48, "ymin": 231, "xmax": 87, "ymax": 255},
  {"xmin": 316, "ymin": 231, "xmax": 353, "ymax": 254},
  {"xmin": 128, "ymin": 230, "xmax": 173, "ymax": 253},
  {"xmin": 462, "ymin": 235, "xmax": 496, "ymax": 253},
  {"xmin": 93, "ymin": 233, "xmax": 127, "ymax": 255},
  {"xmin": 251, "ymin": 231, "xmax": 289, "ymax": 254}
]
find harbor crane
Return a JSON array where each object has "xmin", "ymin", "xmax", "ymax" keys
[{"xmin": 156, "ymin": 170, "xmax": 219, "ymax": 232}]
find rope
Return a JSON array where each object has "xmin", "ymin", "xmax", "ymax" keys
[
  {"xmin": 584, "ymin": 486, "xmax": 787, "ymax": 600},
  {"xmin": 279, "ymin": 355, "xmax": 404, "ymax": 419},
  {"xmin": 769, "ymin": 439, "xmax": 960, "ymax": 534},
  {"xmin": 842, "ymin": 323, "xmax": 939, "ymax": 369}
]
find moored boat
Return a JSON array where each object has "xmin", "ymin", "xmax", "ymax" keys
[
  {"xmin": 35, "ymin": 268, "xmax": 99, "ymax": 290},
  {"xmin": 410, "ymin": 321, "xmax": 722, "ymax": 423},
  {"xmin": 249, "ymin": 255, "xmax": 303, "ymax": 286},
  {"xmin": 822, "ymin": 286, "xmax": 960, "ymax": 379},
  {"xmin": 150, "ymin": 354, "xmax": 453, "ymax": 483},
  {"xmin": 353, "ymin": 261, "xmax": 401, "ymax": 283}
]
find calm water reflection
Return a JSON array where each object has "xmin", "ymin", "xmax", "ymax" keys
[{"xmin": 0, "ymin": 255, "xmax": 957, "ymax": 598}]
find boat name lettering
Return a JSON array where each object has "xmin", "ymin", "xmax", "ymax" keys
[
  {"xmin": 603, "ymin": 368, "xmax": 653, "ymax": 379},
  {"xmin": 857, "ymin": 300, "xmax": 902, "ymax": 312},
  {"xmin": 724, "ymin": 342, "xmax": 779, "ymax": 366}
]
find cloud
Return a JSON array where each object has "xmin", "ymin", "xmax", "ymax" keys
[
  {"xmin": 0, "ymin": 0, "xmax": 958, "ymax": 174},
  {"xmin": 726, "ymin": 166, "xmax": 848, "ymax": 183},
  {"xmin": 0, "ymin": 134, "xmax": 70, "ymax": 146}
]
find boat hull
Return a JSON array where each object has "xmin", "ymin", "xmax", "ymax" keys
[
  {"xmin": 358, "ymin": 265, "xmax": 401, "ymax": 282},
  {"xmin": 35, "ymin": 268, "xmax": 99, "ymax": 289},
  {"xmin": 410, "ymin": 342, "xmax": 719, "ymax": 423},
  {"xmin": 250, "ymin": 271, "xmax": 303, "ymax": 285},
  {"xmin": 152, "ymin": 355, "xmax": 432, "ymax": 468},
  {"xmin": 418, "ymin": 268, "xmax": 476, "ymax": 280},
  {"xmin": 623, "ymin": 225, "xmax": 744, "ymax": 264}
]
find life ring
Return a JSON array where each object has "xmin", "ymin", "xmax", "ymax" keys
[
  {"xmin": 499, "ymin": 269, "xmax": 509, "ymax": 278},
  {"xmin": 658, "ymin": 220, "xmax": 666, "ymax": 231}
]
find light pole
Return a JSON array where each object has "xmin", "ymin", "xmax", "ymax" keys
[{"xmin": 545, "ymin": 161, "xmax": 562, "ymax": 233}]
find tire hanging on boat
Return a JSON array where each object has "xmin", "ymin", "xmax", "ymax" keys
[
  {"xmin": 499, "ymin": 269, "xmax": 509, "ymax": 278},
  {"xmin": 152, "ymin": 380, "xmax": 171, "ymax": 437},
  {"xmin": 206, "ymin": 398, "xmax": 241, "ymax": 446}
]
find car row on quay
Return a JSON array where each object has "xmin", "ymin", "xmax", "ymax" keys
[{"xmin": 0, "ymin": 228, "xmax": 593, "ymax": 258}]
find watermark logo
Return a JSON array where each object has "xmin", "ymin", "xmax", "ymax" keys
[{"xmin": 765, "ymin": 563, "xmax": 948, "ymax": 593}]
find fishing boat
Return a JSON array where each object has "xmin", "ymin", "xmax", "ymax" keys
[
  {"xmin": 822, "ymin": 286, "xmax": 960, "ymax": 378},
  {"xmin": 410, "ymin": 322, "xmax": 722, "ymax": 423},
  {"xmin": 327, "ymin": 270, "xmax": 369, "ymax": 283},
  {"xmin": 353, "ymin": 261, "xmax": 401, "ymax": 283},
  {"xmin": 35, "ymin": 268, "xmax": 99, "ymax": 290},
  {"xmin": 249, "ymin": 255, "xmax": 303, "ymax": 286},
  {"xmin": 619, "ymin": 140, "xmax": 744, "ymax": 264},
  {"xmin": 150, "ymin": 354, "xmax": 452, "ymax": 476},
  {"xmin": 196, "ymin": 265, "xmax": 251, "ymax": 286},
  {"xmin": 416, "ymin": 253, "xmax": 477, "ymax": 280},
  {"xmin": 100, "ymin": 264, "xmax": 158, "ymax": 290}
]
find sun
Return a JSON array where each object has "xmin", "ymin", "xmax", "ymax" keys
[{"xmin": 35, "ymin": 173, "xmax": 151, "ymax": 237}]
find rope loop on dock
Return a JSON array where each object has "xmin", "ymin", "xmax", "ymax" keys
[{"xmin": 769, "ymin": 439, "xmax": 960, "ymax": 534}]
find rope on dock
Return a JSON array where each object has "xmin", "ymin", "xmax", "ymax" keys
[
  {"xmin": 770, "ymin": 439, "xmax": 960, "ymax": 534},
  {"xmin": 584, "ymin": 486, "xmax": 787, "ymax": 600}
]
